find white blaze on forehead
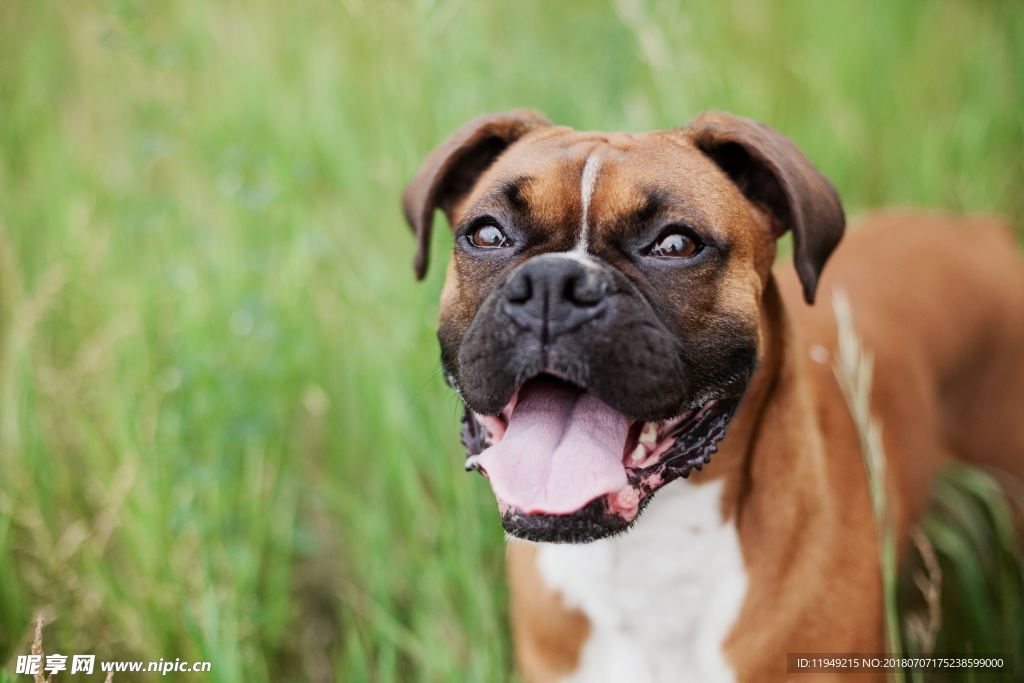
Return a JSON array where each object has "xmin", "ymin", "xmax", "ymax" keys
[{"xmin": 575, "ymin": 152, "xmax": 603, "ymax": 254}]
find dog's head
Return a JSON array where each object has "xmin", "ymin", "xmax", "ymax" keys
[{"xmin": 403, "ymin": 111, "xmax": 844, "ymax": 542}]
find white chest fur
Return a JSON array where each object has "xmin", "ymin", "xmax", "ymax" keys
[{"xmin": 535, "ymin": 479, "xmax": 748, "ymax": 683}]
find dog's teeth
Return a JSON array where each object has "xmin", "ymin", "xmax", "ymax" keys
[
  {"xmin": 629, "ymin": 444, "xmax": 646, "ymax": 462},
  {"xmin": 639, "ymin": 421, "xmax": 658, "ymax": 444},
  {"xmin": 465, "ymin": 455, "xmax": 480, "ymax": 472}
]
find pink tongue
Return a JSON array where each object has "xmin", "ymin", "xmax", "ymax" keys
[{"xmin": 477, "ymin": 381, "xmax": 630, "ymax": 514}]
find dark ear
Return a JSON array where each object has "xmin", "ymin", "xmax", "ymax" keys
[
  {"xmin": 684, "ymin": 112, "xmax": 845, "ymax": 304},
  {"xmin": 403, "ymin": 110, "xmax": 551, "ymax": 279}
]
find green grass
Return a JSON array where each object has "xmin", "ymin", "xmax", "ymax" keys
[
  {"xmin": 905, "ymin": 466, "xmax": 1024, "ymax": 662},
  {"xmin": 0, "ymin": 1, "xmax": 1022, "ymax": 681}
]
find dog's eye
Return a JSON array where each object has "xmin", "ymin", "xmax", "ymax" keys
[
  {"xmin": 469, "ymin": 224, "xmax": 513, "ymax": 249},
  {"xmin": 649, "ymin": 230, "xmax": 701, "ymax": 258}
]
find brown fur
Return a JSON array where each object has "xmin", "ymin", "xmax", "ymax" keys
[
  {"xmin": 507, "ymin": 542, "xmax": 591, "ymax": 681},
  {"xmin": 405, "ymin": 112, "xmax": 1024, "ymax": 681}
]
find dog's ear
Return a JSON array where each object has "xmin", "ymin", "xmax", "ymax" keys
[
  {"xmin": 684, "ymin": 112, "xmax": 845, "ymax": 304},
  {"xmin": 403, "ymin": 110, "xmax": 551, "ymax": 279}
]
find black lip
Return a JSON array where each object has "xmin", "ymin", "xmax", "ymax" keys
[
  {"xmin": 501, "ymin": 498, "xmax": 635, "ymax": 544},
  {"xmin": 628, "ymin": 395, "xmax": 741, "ymax": 486}
]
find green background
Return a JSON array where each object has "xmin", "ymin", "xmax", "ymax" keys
[{"xmin": 1, "ymin": 1, "xmax": 1021, "ymax": 681}]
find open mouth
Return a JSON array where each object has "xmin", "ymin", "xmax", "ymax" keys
[{"xmin": 460, "ymin": 375, "xmax": 742, "ymax": 543}]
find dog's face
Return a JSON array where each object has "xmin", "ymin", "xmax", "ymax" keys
[{"xmin": 404, "ymin": 111, "xmax": 843, "ymax": 542}]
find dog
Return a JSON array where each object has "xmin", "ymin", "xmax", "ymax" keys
[{"xmin": 402, "ymin": 110, "xmax": 1024, "ymax": 682}]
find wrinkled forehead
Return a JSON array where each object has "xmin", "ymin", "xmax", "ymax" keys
[{"xmin": 458, "ymin": 129, "xmax": 747, "ymax": 244}]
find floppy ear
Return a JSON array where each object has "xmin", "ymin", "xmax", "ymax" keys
[
  {"xmin": 684, "ymin": 112, "xmax": 845, "ymax": 304},
  {"xmin": 403, "ymin": 110, "xmax": 551, "ymax": 279}
]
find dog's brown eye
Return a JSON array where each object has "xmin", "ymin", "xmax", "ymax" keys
[
  {"xmin": 650, "ymin": 231, "xmax": 699, "ymax": 258},
  {"xmin": 470, "ymin": 224, "xmax": 512, "ymax": 249}
]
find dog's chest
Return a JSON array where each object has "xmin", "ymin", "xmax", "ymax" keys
[{"xmin": 535, "ymin": 479, "xmax": 747, "ymax": 683}]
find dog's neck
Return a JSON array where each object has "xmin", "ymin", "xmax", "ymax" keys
[
  {"xmin": 713, "ymin": 275, "xmax": 851, "ymax": 674},
  {"xmin": 705, "ymin": 275, "xmax": 832, "ymax": 527}
]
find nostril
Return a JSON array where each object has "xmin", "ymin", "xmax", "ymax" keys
[
  {"xmin": 566, "ymin": 272, "xmax": 606, "ymax": 307},
  {"xmin": 506, "ymin": 272, "xmax": 532, "ymax": 304}
]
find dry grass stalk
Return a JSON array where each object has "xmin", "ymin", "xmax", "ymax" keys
[
  {"xmin": 904, "ymin": 528, "xmax": 943, "ymax": 655},
  {"xmin": 30, "ymin": 614, "xmax": 51, "ymax": 683},
  {"xmin": 832, "ymin": 289, "xmax": 905, "ymax": 672}
]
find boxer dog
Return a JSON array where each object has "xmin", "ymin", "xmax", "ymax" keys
[{"xmin": 402, "ymin": 110, "xmax": 1024, "ymax": 682}]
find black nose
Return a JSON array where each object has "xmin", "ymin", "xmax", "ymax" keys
[{"xmin": 503, "ymin": 255, "xmax": 608, "ymax": 339}]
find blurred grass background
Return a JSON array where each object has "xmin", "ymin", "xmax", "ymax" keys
[{"xmin": 0, "ymin": 1, "xmax": 1021, "ymax": 681}]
